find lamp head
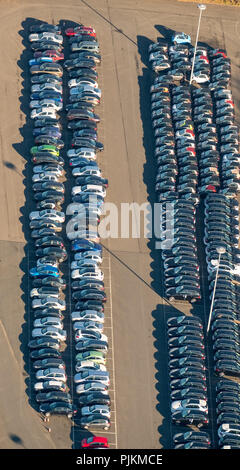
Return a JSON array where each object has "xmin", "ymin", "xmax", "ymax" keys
[{"xmin": 198, "ymin": 3, "xmax": 206, "ymax": 10}]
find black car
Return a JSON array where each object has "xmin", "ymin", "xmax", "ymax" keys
[
  {"xmin": 31, "ymin": 42, "xmax": 63, "ymax": 53},
  {"xmin": 36, "ymin": 391, "xmax": 71, "ymax": 403},
  {"xmin": 32, "ymin": 357, "xmax": 65, "ymax": 370},
  {"xmin": 71, "ymin": 279, "xmax": 104, "ymax": 290},
  {"xmin": 167, "ymin": 316, "xmax": 202, "ymax": 328},
  {"xmin": 168, "ymin": 334, "xmax": 204, "ymax": 349},
  {"xmin": 75, "ymin": 300, "xmax": 104, "ymax": 312},
  {"xmin": 174, "ymin": 442, "xmax": 210, "ymax": 449},
  {"xmin": 169, "ymin": 357, "xmax": 205, "ymax": 369},
  {"xmin": 217, "ymin": 401, "xmax": 240, "ymax": 415},
  {"xmin": 33, "ymin": 308, "xmax": 63, "ymax": 319},
  {"xmin": 78, "ymin": 391, "xmax": 111, "ymax": 406},
  {"xmin": 216, "ymin": 390, "xmax": 240, "ymax": 403},
  {"xmin": 171, "ymin": 387, "xmax": 207, "ymax": 401},
  {"xmin": 168, "ymin": 325, "xmax": 203, "ymax": 339},
  {"xmin": 72, "ymin": 289, "xmax": 107, "ymax": 301},
  {"xmin": 30, "ymin": 23, "xmax": 61, "ymax": 33},
  {"xmin": 32, "ymin": 276, "xmax": 66, "ymax": 289},
  {"xmin": 75, "ymin": 339, "xmax": 108, "ymax": 352},
  {"xmin": 35, "ymin": 136, "xmax": 64, "ymax": 148},
  {"xmin": 173, "ymin": 432, "xmax": 211, "ymax": 446},
  {"xmin": 31, "ymin": 75, "xmax": 62, "ymax": 85},
  {"xmin": 217, "ymin": 412, "xmax": 240, "ymax": 426},
  {"xmin": 215, "ymin": 360, "xmax": 240, "ymax": 378},
  {"xmin": 35, "ymin": 247, "xmax": 67, "ymax": 261},
  {"xmin": 169, "ymin": 345, "xmax": 205, "ymax": 359},
  {"xmin": 68, "ymin": 119, "xmax": 97, "ymax": 130},
  {"xmin": 172, "ymin": 409, "xmax": 208, "ymax": 427},
  {"xmin": 28, "ymin": 337, "xmax": 60, "ymax": 350},
  {"xmin": 39, "ymin": 402, "xmax": 77, "ymax": 418},
  {"xmin": 34, "ymin": 235, "xmax": 64, "ymax": 249},
  {"xmin": 170, "ymin": 377, "xmax": 207, "ymax": 391},
  {"xmin": 69, "ymin": 68, "xmax": 98, "ymax": 80},
  {"xmin": 169, "ymin": 366, "xmax": 206, "ymax": 380},
  {"xmin": 216, "ymin": 379, "xmax": 240, "ymax": 394},
  {"xmin": 30, "ymin": 348, "xmax": 62, "ymax": 359},
  {"xmin": 32, "ymin": 154, "xmax": 64, "ymax": 165},
  {"xmin": 75, "ymin": 176, "xmax": 108, "ymax": 187}
]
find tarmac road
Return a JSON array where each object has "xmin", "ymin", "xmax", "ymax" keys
[{"xmin": 0, "ymin": 0, "xmax": 239, "ymax": 449}]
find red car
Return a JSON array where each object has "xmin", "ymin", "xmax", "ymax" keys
[
  {"xmin": 34, "ymin": 50, "xmax": 64, "ymax": 61},
  {"xmin": 81, "ymin": 436, "xmax": 109, "ymax": 448},
  {"xmin": 65, "ymin": 26, "xmax": 96, "ymax": 37}
]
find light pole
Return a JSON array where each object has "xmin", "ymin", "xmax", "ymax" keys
[
  {"xmin": 207, "ymin": 246, "xmax": 226, "ymax": 334},
  {"xmin": 189, "ymin": 3, "xmax": 207, "ymax": 85}
]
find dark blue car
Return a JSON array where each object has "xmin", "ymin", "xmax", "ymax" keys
[{"xmin": 71, "ymin": 239, "xmax": 102, "ymax": 253}]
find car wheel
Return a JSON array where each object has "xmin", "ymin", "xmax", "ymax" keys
[
  {"xmin": 104, "ymin": 426, "xmax": 109, "ymax": 430},
  {"xmin": 67, "ymin": 413, "xmax": 73, "ymax": 418},
  {"xmin": 169, "ymin": 296, "xmax": 175, "ymax": 302},
  {"xmin": 190, "ymin": 298, "xmax": 197, "ymax": 303}
]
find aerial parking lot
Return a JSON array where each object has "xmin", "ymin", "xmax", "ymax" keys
[{"xmin": 0, "ymin": 0, "xmax": 239, "ymax": 449}]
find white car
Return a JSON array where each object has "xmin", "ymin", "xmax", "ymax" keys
[
  {"xmin": 30, "ymin": 99, "xmax": 62, "ymax": 111},
  {"xmin": 32, "ymin": 172, "xmax": 59, "ymax": 183},
  {"xmin": 29, "ymin": 210, "xmax": 65, "ymax": 222},
  {"xmin": 36, "ymin": 259, "xmax": 59, "ymax": 268},
  {"xmin": 72, "ymin": 166, "xmax": 101, "ymax": 178},
  {"xmin": 71, "ymin": 269, "xmax": 104, "ymax": 281},
  {"xmin": 35, "ymin": 368, "xmax": 67, "ymax": 381},
  {"xmin": 68, "ymin": 78, "xmax": 98, "ymax": 88},
  {"xmin": 71, "ymin": 185, "xmax": 106, "ymax": 197},
  {"xmin": 31, "ymin": 107, "xmax": 58, "ymax": 119},
  {"xmin": 75, "ymin": 361, "xmax": 107, "ymax": 372},
  {"xmin": 73, "ymin": 321, "xmax": 103, "ymax": 332},
  {"xmin": 74, "ymin": 251, "xmax": 102, "ymax": 263},
  {"xmin": 75, "ymin": 330, "xmax": 108, "ymax": 343},
  {"xmin": 33, "ymin": 317, "xmax": 63, "ymax": 328},
  {"xmin": 71, "ymin": 310, "xmax": 104, "ymax": 323},
  {"xmin": 32, "ymin": 297, "xmax": 66, "ymax": 311},
  {"xmin": 76, "ymin": 382, "xmax": 108, "ymax": 394},
  {"xmin": 30, "ymin": 289, "xmax": 60, "ymax": 299},
  {"xmin": 149, "ymin": 52, "xmax": 168, "ymax": 62},
  {"xmin": 34, "ymin": 380, "xmax": 65, "ymax": 391},
  {"xmin": 71, "ymin": 259, "xmax": 100, "ymax": 270},
  {"xmin": 67, "ymin": 148, "xmax": 96, "ymax": 159},
  {"xmin": 32, "ymin": 326, "xmax": 66, "ymax": 341},
  {"xmin": 171, "ymin": 399, "xmax": 208, "ymax": 414},
  {"xmin": 81, "ymin": 404, "xmax": 110, "ymax": 418},
  {"xmin": 67, "ymin": 229, "xmax": 100, "ymax": 243},
  {"xmin": 31, "ymin": 83, "xmax": 63, "ymax": 93},
  {"xmin": 74, "ymin": 370, "xmax": 109, "ymax": 385},
  {"xmin": 192, "ymin": 73, "xmax": 210, "ymax": 84},
  {"xmin": 70, "ymin": 86, "xmax": 101, "ymax": 98},
  {"xmin": 29, "ymin": 32, "xmax": 63, "ymax": 43},
  {"xmin": 218, "ymin": 423, "xmax": 240, "ymax": 439}
]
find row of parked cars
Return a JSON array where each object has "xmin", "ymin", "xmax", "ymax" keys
[
  {"xmin": 27, "ymin": 22, "xmax": 77, "ymax": 419},
  {"xmin": 203, "ymin": 193, "xmax": 240, "ymax": 447},
  {"xmin": 167, "ymin": 315, "xmax": 210, "ymax": 449},
  {"xmin": 64, "ymin": 26, "xmax": 111, "ymax": 434},
  {"xmin": 151, "ymin": 31, "xmax": 240, "ymax": 448},
  {"xmin": 149, "ymin": 37, "xmax": 201, "ymax": 303}
]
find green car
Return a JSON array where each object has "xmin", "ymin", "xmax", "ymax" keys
[
  {"xmin": 75, "ymin": 350, "xmax": 106, "ymax": 364},
  {"xmin": 30, "ymin": 145, "xmax": 59, "ymax": 156}
]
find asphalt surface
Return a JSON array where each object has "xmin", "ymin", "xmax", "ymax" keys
[{"xmin": 0, "ymin": 0, "xmax": 239, "ymax": 449}]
